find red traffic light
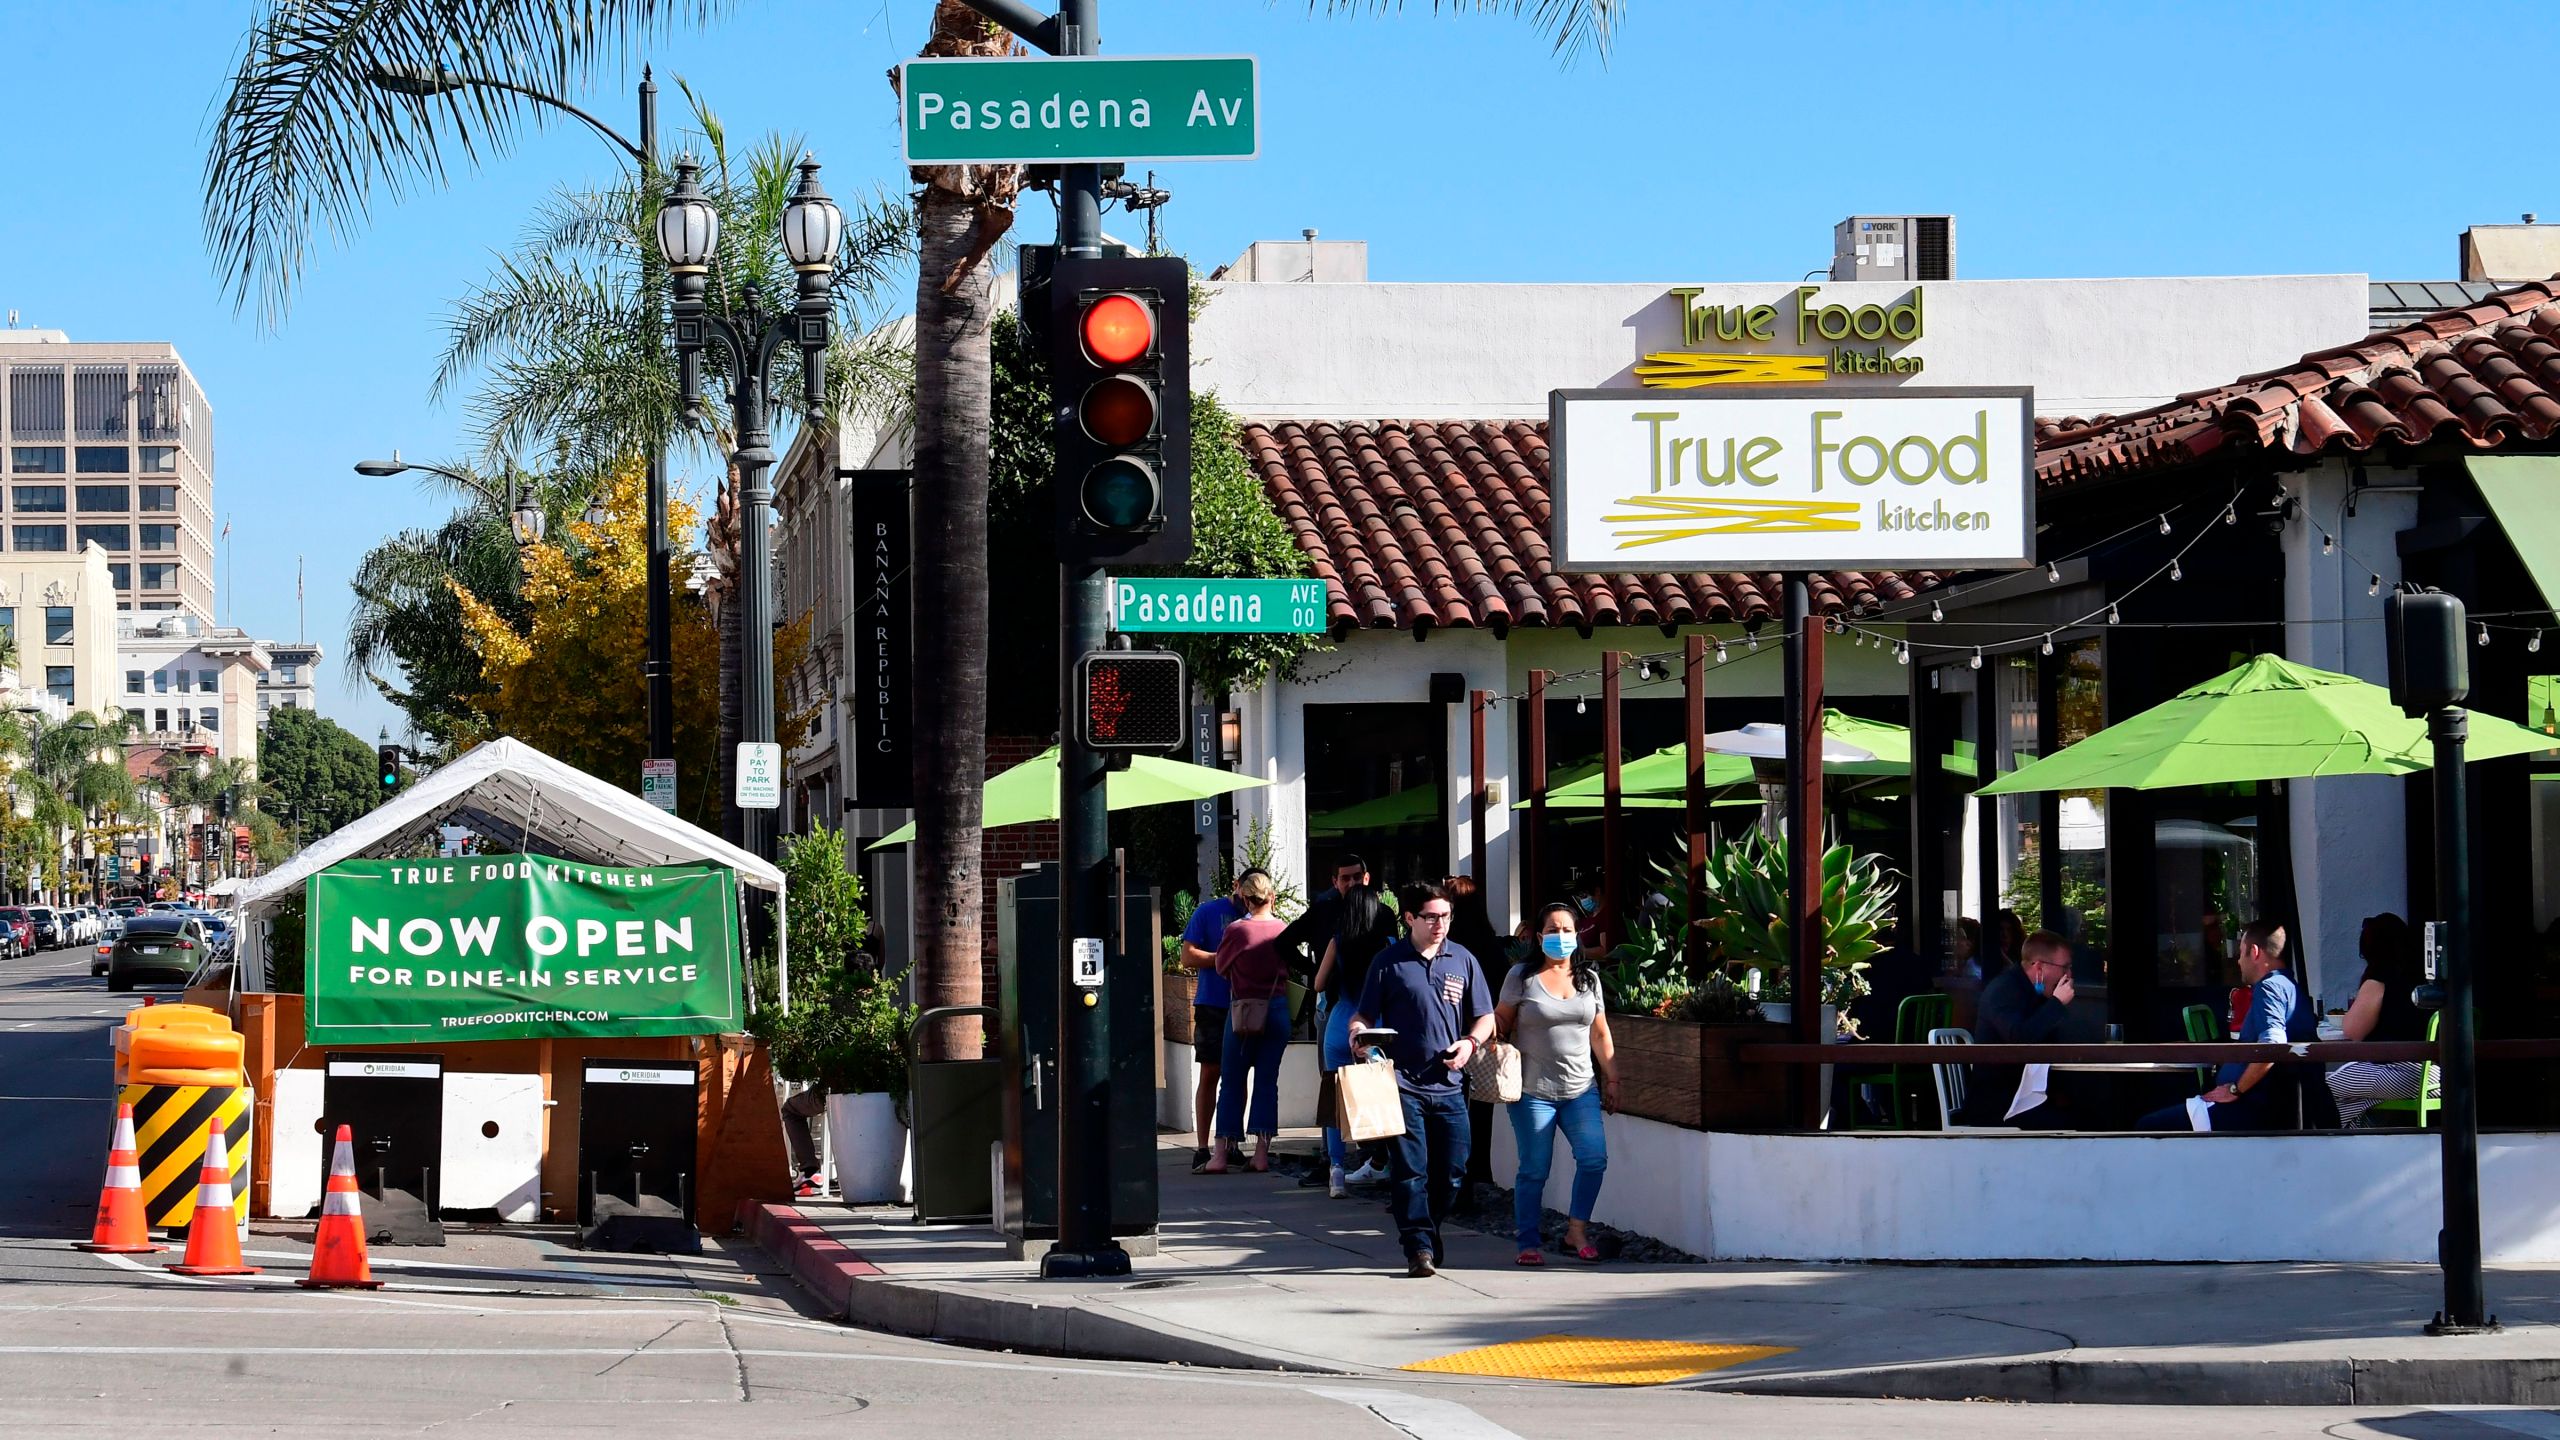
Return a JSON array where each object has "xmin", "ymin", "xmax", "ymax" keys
[{"xmin": 1079, "ymin": 293, "xmax": 1154, "ymax": 367}]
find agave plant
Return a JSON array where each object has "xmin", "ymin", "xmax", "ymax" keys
[{"xmin": 1692, "ymin": 828, "xmax": 1897, "ymax": 1018}]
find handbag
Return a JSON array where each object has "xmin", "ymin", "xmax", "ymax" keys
[
  {"xmin": 1229, "ymin": 996, "xmax": 1271, "ymax": 1036},
  {"xmin": 1337, "ymin": 1056, "xmax": 1407, "ymax": 1142},
  {"xmin": 1466, "ymin": 1038, "xmax": 1523, "ymax": 1104}
]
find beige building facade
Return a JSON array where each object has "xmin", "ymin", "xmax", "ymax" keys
[
  {"xmin": 0, "ymin": 333, "xmax": 216, "ymax": 622},
  {"xmin": 0, "ymin": 544, "xmax": 122, "ymax": 721}
]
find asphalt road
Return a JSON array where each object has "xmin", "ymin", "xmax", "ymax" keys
[{"xmin": 5, "ymin": 948, "xmax": 2559, "ymax": 1438}]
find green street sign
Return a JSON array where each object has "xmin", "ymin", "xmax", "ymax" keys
[
  {"xmin": 1110, "ymin": 578, "xmax": 1327, "ymax": 634},
  {"xmin": 304, "ymin": 853, "xmax": 744, "ymax": 1044},
  {"xmin": 899, "ymin": 55, "xmax": 1259, "ymax": 165}
]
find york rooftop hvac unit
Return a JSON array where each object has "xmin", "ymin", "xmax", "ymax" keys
[{"xmin": 1830, "ymin": 215, "xmax": 1955, "ymax": 282}]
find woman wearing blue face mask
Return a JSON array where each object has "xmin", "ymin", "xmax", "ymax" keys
[{"xmin": 1494, "ymin": 902, "xmax": 1618, "ymax": 1265}]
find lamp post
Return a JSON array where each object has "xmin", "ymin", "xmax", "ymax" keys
[
  {"xmin": 354, "ymin": 457, "xmax": 547, "ymax": 548},
  {"xmin": 654, "ymin": 154, "xmax": 842, "ymax": 860},
  {"xmin": 365, "ymin": 64, "xmax": 676, "ymax": 789}
]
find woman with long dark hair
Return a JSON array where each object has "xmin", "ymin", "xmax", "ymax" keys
[
  {"xmin": 2325, "ymin": 913, "xmax": 2435, "ymax": 1127},
  {"xmin": 1495, "ymin": 901, "xmax": 1617, "ymax": 1264},
  {"xmin": 1314, "ymin": 884, "xmax": 1400, "ymax": 1196}
]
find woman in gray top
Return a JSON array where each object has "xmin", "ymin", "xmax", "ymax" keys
[{"xmin": 1495, "ymin": 902, "xmax": 1618, "ymax": 1265}]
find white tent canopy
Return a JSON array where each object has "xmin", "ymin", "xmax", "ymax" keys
[{"xmin": 235, "ymin": 736, "xmax": 784, "ymax": 928}]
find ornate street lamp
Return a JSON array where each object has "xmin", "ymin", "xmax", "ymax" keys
[{"xmin": 656, "ymin": 154, "xmax": 841, "ymax": 860}]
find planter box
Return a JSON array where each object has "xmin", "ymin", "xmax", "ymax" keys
[
  {"xmin": 826, "ymin": 1091, "xmax": 909, "ymax": 1205},
  {"xmin": 1610, "ymin": 1013, "xmax": 1706, "ymax": 1129},
  {"xmin": 1162, "ymin": 970, "xmax": 1197, "ymax": 1044},
  {"xmin": 1701, "ymin": 1021, "xmax": 1797, "ymax": 1131}
]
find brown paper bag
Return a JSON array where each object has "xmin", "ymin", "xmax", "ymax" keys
[{"xmin": 1337, "ymin": 1058, "xmax": 1407, "ymax": 1142}]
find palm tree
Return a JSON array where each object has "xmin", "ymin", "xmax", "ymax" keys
[{"xmin": 347, "ymin": 499, "xmax": 529, "ymax": 753}]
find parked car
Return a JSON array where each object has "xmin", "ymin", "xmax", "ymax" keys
[
  {"xmin": 197, "ymin": 913, "xmax": 235, "ymax": 960},
  {"xmin": 25, "ymin": 907, "xmax": 61, "ymax": 950},
  {"xmin": 101, "ymin": 909, "xmax": 126, "ymax": 940},
  {"xmin": 66, "ymin": 909, "xmax": 92, "ymax": 945},
  {"xmin": 105, "ymin": 914, "xmax": 205, "ymax": 992},
  {"xmin": 0, "ymin": 908, "xmax": 33, "ymax": 955}
]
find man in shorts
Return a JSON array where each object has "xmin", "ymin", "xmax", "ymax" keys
[{"xmin": 1179, "ymin": 874, "xmax": 1254, "ymax": 1171}]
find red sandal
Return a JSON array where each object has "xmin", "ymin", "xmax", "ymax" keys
[{"xmin": 1515, "ymin": 1250, "xmax": 1544, "ymax": 1266}]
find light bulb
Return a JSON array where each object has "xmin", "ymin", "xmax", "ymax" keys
[
  {"xmin": 1895, "ymin": 642, "xmax": 1911, "ymax": 666},
  {"xmin": 2321, "ymin": 532, "xmax": 2335, "ymax": 555},
  {"xmin": 1746, "ymin": 631, "xmax": 1759, "ymax": 652},
  {"xmin": 2158, "ymin": 514, "xmax": 2172, "ymax": 535},
  {"xmin": 1715, "ymin": 640, "xmax": 1729, "ymax": 664},
  {"xmin": 2223, "ymin": 505, "xmax": 2236, "ymax": 526},
  {"xmin": 2478, "ymin": 622, "xmax": 2492, "ymax": 647},
  {"xmin": 2041, "ymin": 633, "xmax": 2055, "ymax": 656},
  {"xmin": 1930, "ymin": 600, "xmax": 1944, "ymax": 623},
  {"xmin": 2046, "ymin": 561, "xmax": 2060, "ymax": 584},
  {"xmin": 2532, "ymin": 631, "xmax": 2545, "ymax": 655},
  {"xmin": 2369, "ymin": 575, "xmax": 2382, "ymax": 596},
  {"xmin": 2107, "ymin": 604, "xmax": 2121, "ymax": 625},
  {"xmin": 1576, "ymin": 697, "xmax": 1586, "ymax": 715},
  {"xmin": 2170, "ymin": 559, "xmax": 2183, "ymax": 582},
  {"xmin": 1969, "ymin": 648, "xmax": 1983, "ymax": 671}
]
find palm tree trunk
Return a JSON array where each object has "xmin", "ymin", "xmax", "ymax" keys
[{"xmin": 907, "ymin": 1, "xmax": 1018, "ymax": 1063}]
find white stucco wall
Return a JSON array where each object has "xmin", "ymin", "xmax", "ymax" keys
[
  {"xmin": 1491, "ymin": 1113, "xmax": 2560, "ymax": 1262},
  {"xmin": 1194, "ymin": 275, "xmax": 2370, "ymax": 423}
]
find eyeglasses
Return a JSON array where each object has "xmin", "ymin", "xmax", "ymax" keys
[{"xmin": 1411, "ymin": 911, "xmax": 1452, "ymax": 925}]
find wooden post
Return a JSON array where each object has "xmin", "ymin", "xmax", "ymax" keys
[
  {"xmin": 1602, "ymin": 650, "xmax": 1625, "ymax": 949},
  {"xmin": 1525, "ymin": 669, "xmax": 1551, "ymax": 907},
  {"xmin": 1469, "ymin": 688, "xmax": 1490, "ymax": 887},
  {"xmin": 1783, "ymin": 582, "xmax": 1826, "ymax": 1128},
  {"xmin": 1684, "ymin": 634, "xmax": 1709, "ymax": 984}
]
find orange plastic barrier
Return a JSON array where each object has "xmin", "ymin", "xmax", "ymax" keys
[{"xmin": 113, "ymin": 1003, "xmax": 245, "ymax": 1089}]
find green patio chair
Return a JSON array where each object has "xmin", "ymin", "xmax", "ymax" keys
[
  {"xmin": 1840, "ymin": 991, "xmax": 1954, "ymax": 1129},
  {"xmin": 2365, "ymin": 1013, "xmax": 2441, "ymax": 1128},
  {"xmin": 2181, "ymin": 1003, "xmax": 2220, "ymax": 1090}
]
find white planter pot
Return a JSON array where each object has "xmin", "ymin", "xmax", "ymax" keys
[{"xmin": 826, "ymin": 1091, "xmax": 909, "ymax": 1205}]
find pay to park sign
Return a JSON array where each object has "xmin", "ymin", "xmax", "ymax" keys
[{"xmin": 304, "ymin": 855, "xmax": 744, "ymax": 1045}]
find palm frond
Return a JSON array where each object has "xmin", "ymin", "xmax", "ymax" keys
[
  {"xmin": 203, "ymin": 0, "xmax": 724, "ymax": 325},
  {"xmin": 1309, "ymin": 0, "xmax": 1624, "ymax": 62}
]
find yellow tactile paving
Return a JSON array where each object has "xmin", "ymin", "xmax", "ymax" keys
[{"xmin": 1400, "ymin": 1333, "xmax": 1796, "ymax": 1385}]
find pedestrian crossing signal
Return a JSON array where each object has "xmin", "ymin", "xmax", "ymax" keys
[{"xmin": 1078, "ymin": 650, "xmax": 1185, "ymax": 752}]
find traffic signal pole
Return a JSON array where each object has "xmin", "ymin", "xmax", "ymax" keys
[{"xmin": 1043, "ymin": 0, "xmax": 1128, "ymax": 1279}]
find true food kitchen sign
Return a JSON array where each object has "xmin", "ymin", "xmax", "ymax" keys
[{"xmin": 1548, "ymin": 386, "xmax": 2035, "ymax": 572}]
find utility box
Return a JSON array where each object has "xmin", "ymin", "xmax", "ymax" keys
[
  {"xmin": 321, "ymin": 1053, "xmax": 446, "ymax": 1246},
  {"xmin": 576, "ymin": 1060, "xmax": 702, "ymax": 1254},
  {"xmin": 1830, "ymin": 214, "xmax": 1956, "ymax": 282},
  {"xmin": 996, "ymin": 862, "xmax": 1162, "ymax": 1259}
]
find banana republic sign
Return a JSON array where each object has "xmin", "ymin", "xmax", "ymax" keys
[{"xmin": 1639, "ymin": 285, "xmax": 1925, "ymax": 390}]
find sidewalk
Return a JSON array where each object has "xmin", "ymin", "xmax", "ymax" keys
[{"xmin": 742, "ymin": 1134, "xmax": 2560, "ymax": 1404}]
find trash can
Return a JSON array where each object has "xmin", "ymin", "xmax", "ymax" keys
[{"xmin": 907, "ymin": 1004, "xmax": 1001, "ymax": 1223}]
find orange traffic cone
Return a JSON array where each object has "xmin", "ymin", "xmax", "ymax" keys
[
  {"xmin": 75, "ymin": 1102, "xmax": 163, "ymax": 1254},
  {"xmin": 166, "ymin": 1115, "xmax": 259, "ymax": 1276},
  {"xmin": 297, "ymin": 1124, "xmax": 382, "ymax": 1290}
]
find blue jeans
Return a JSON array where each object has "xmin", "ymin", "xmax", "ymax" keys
[
  {"xmin": 1388, "ymin": 1086, "xmax": 1471, "ymax": 1259},
  {"xmin": 1215, "ymin": 1004, "xmax": 1290, "ymax": 1140},
  {"xmin": 1508, "ymin": 1087, "xmax": 1609, "ymax": 1251},
  {"xmin": 1321, "ymin": 996, "xmax": 1357, "ymax": 1166}
]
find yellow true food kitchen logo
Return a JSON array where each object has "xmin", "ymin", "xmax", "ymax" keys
[
  {"xmin": 1604, "ymin": 407, "xmax": 1993, "ymax": 550},
  {"xmin": 1638, "ymin": 286, "xmax": 1925, "ymax": 389}
]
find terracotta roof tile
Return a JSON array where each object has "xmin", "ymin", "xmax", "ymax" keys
[
  {"xmin": 2037, "ymin": 279, "xmax": 2560, "ymax": 488},
  {"xmin": 1243, "ymin": 420, "xmax": 1941, "ymax": 638}
]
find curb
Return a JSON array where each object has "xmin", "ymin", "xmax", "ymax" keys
[
  {"xmin": 1708, "ymin": 1355, "xmax": 2560, "ymax": 1407},
  {"xmin": 735, "ymin": 1202, "xmax": 1351, "ymax": 1375}
]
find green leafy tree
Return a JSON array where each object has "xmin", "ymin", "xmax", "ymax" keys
[
  {"xmin": 258, "ymin": 706, "xmax": 385, "ymax": 840},
  {"xmin": 756, "ymin": 825, "xmax": 913, "ymax": 1100}
]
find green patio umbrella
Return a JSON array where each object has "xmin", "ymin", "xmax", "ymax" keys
[
  {"xmin": 867, "ymin": 746, "xmax": 1268, "ymax": 848},
  {"xmin": 1976, "ymin": 654, "xmax": 2558, "ymax": 796},
  {"xmin": 1308, "ymin": 783, "xmax": 1442, "ymax": 837},
  {"xmin": 1532, "ymin": 711, "xmax": 1973, "ymax": 806}
]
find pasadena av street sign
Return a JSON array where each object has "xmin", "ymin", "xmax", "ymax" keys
[
  {"xmin": 1109, "ymin": 577, "xmax": 1326, "ymax": 634},
  {"xmin": 900, "ymin": 55, "xmax": 1259, "ymax": 165},
  {"xmin": 1548, "ymin": 387, "xmax": 2036, "ymax": 573}
]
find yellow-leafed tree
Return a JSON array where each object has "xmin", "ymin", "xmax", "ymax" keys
[{"xmin": 451, "ymin": 459, "xmax": 736, "ymax": 829}]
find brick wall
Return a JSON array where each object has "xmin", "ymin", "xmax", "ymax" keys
[{"xmin": 979, "ymin": 733, "xmax": 1059, "ymax": 1000}]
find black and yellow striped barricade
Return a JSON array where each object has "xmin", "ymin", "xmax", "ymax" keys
[{"xmin": 119, "ymin": 1082, "xmax": 251, "ymax": 1240}]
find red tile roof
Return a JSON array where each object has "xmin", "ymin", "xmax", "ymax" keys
[
  {"xmin": 2036, "ymin": 280, "xmax": 2560, "ymax": 489},
  {"xmin": 1242, "ymin": 419, "xmax": 1942, "ymax": 638}
]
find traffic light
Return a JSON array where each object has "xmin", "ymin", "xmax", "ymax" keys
[
  {"xmin": 1076, "ymin": 649, "xmax": 1186, "ymax": 752},
  {"xmin": 1046, "ymin": 252, "xmax": 1191, "ymax": 564},
  {"xmin": 378, "ymin": 742, "xmax": 401, "ymax": 791}
]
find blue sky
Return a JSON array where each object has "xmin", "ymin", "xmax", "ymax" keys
[{"xmin": 5, "ymin": 0, "xmax": 2548, "ymax": 745}]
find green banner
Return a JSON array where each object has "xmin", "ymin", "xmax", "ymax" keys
[{"xmin": 304, "ymin": 854, "xmax": 744, "ymax": 1045}]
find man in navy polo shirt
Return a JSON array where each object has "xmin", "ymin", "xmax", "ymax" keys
[{"xmin": 1350, "ymin": 882, "xmax": 1495, "ymax": 1277}]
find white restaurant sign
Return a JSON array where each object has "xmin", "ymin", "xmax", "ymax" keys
[{"xmin": 1548, "ymin": 386, "xmax": 2035, "ymax": 572}]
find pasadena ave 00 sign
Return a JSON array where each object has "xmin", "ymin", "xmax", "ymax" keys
[
  {"xmin": 303, "ymin": 855, "xmax": 743, "ymax": 1044},
  {"xmin": 1548, "ymin": 387, "xmax": 2036, "ymax": 572}
]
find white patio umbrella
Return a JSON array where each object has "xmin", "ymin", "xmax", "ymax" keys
[{"xmin": 1698, "ymin": 720, "xmax": 1878, "ymax": 765}]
